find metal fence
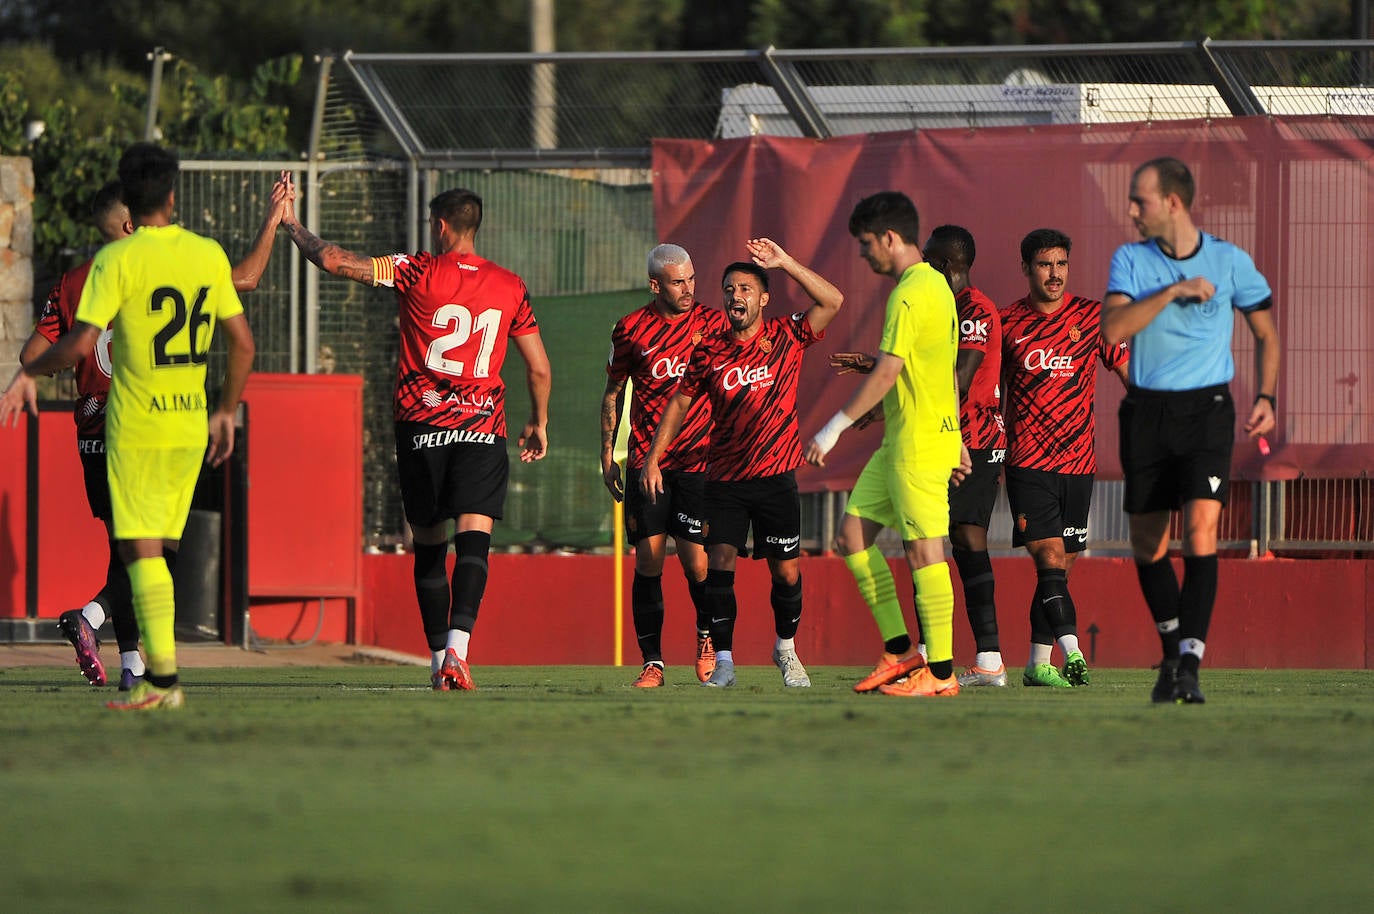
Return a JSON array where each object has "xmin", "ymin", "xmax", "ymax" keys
[{"xmin": 157, "ymin": 40, "xmax": 1374, "ymax": 553}]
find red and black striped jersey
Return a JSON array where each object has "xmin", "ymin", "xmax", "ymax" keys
[
  {"xmin": 677, "ymin": 313, "xmax": 823, "ymax": 481},
  {"xmin": 374, "ymin": 251, "xmax": 538, "ymax": 436},
  {"xmin": 35, "ymin": 260, "xmax": 110, "ymax": 440},
  {"xmin": 958, "ymin": 286, "xmax": 1005, "ymax": 451},
  {"xmin": 607, "ymin": 302, "xmax": 728, "ymax": 472},
  {"xmin": 1000, "ymin": 294, "xmax": 1127, "ymax": 474}
]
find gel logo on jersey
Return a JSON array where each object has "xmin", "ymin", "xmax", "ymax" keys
[
  {"xmin": 1024, "ymin": 348, "xmax": 1075, "ymax": 372},
  {"xmin": 650, "ymin": 355, "xmax": 688, "ymax": 380},
  {"xmin": 723, "ymin": 364, "xmax": 774, "ymax": 391}
]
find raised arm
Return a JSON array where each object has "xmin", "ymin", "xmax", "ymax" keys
[
  {"xmin": 746, "ymin": 237, "xmax": 843, "ymax": 334},
  {"xmin": 1102, "ymin": 277, "xmax": 1213, "ymax": 347},
  {"xmin": 231, "ymin": 173, "xmax": 290, "ymax": 291},
  {"xmin": 277, "ymin": 174, "xmax": 377, "ymax": 285},
  {"xmin": 0, "ymin": 323, "xmax": 102, "ymax": 426}
]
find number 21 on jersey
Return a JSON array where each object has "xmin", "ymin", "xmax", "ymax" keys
[{"xmin": 426, "ymin": 304, "xmax": 500, "ymax": 378}]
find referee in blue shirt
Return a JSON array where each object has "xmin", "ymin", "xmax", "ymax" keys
[{"xmin": 1103, "ymin": 156, "xmax": 1281, "ymax": 705}]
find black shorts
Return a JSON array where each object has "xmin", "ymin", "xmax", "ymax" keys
[
  {"xmin": 394, "ymin": 422, "xmax": 508, "ymax": 526},
  {"xmin": 1119, "ymin": 384, "xmax": 1234, "ymax": 514},
  {"xmin": 948, "ymin": 446, "xmax": 1004, "ymax": 530},
  {"xmin": 623, "ymin": 467, "xmax": 707, "ymax": 546},
  {"xmin": 704, "ymin": 471, "xmax": 801, "ymax": 561},
  {"xmin": 1005, "ymin": 465, "xmax": 1093, "ymax": 552},
  {"xmin": 77, "ymin": 438, "xmax": 111, "ymax": 521}
]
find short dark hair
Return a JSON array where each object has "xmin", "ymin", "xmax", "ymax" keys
[
  {"xmin": 848, "ymin": 191, "xmax": 920, "ymax": 244},
  {"xmin": 117, "ymin": 143, "xmax": 178, "ymax": 218},
  {"xmin": 925, "ymin": 224, "xmax": 976, "ymax": 270},
  {"xmin": 721, "ymin": 261, "xmax": 768, "ymax": 292},
  {"xmin": 90, "ymin": 180, "xmax": 124, "ymax": 223},
  {"xmin": 430, "ymin": 188, "xmax": 483, "ymax": 233},
  {"xmin": 1020, "ymin": 228, "xmax": 1072, "ymax": 265},
  {"xmin": 1137, "ymin": 156, "xmax": 1195, "ymax": 209}
]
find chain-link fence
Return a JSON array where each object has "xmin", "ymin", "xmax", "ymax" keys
[{"xmin": 155, "ymin": 40, "xmax": 1374, "ymax": 553}]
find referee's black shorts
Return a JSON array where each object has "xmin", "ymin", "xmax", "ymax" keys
[{"xmin": 1119, "ymin": 383, "xmax": 1234, "ymax": 514}]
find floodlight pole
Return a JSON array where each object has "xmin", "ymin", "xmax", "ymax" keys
[
  {"xmin": 144, "ymin": 47, "xmax": 174, "ymax": 141},
  {"xmin": 531, "ymin": 0, "xmax": 557, "ymax": 149}
]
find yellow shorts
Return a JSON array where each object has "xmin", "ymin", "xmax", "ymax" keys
[
  {"xmin": 107, "ymin": 444, "xmax": 205, "ymax": 541},
  {"xmin": 845, "ymin": 443, "xmax": 952, "ymax": 542}
]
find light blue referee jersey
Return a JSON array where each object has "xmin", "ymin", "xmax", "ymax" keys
[{"xmin": 1107, "ymin": 232, "xmax": 1271, "ymax": 391}]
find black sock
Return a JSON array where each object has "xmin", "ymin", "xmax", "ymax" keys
[
  {"xmin": 929, "ymin": 659, "xmax": 954, "ymax": 680},
  {"xmin": 953, "ymin": 547, "xmax": 999, "ymax": 653},
  {"xmin": 884, "ymin": 634, "xmax": 913, "ymax": 656},
  {"xmin": 147, "ymin": 672, "xmax": 178, "ymax": 688},
  {"xmin": 1028, "ymin": 584, "xmax": 1054, "ymax": 653},
  {"xmin": 102, "ymin": 543, "xmax": 140, "ymax": 654},
  {"xmin": 770, "ymin": 575, "xmax": 802, "ymax": 640},
  {"xmin": 1035, "ymin": 567, "xmax": 1078, "ymax": 639},
  {"xmin": 1136, "ymin": 557, "xmax": 1181, "ymax": 659},
  {"xmin": 450, "ymin": 530, "xmax": 491, "ymax": 634},
  {"xmin": 632, "ymin": 572, "xmax": 665, "ymax": 664},
  {"xmin": 412, "ymin": 541, "xmax": 450, "ymax": 652},
  {"xmin": 704, "ymin": 568, "xmax": 737, "ymax": 652},
  {"xmin": 1179, "ymin": 553, "xmax": 1219, "ymax": 653},
  {"xmin": 686, "ymin": 574, "xmax": 711, "ymax": 634}
]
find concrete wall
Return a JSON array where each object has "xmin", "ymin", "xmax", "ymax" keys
[{"xmin": 0, "ymin": 157, "xmax": 34, "ymax": 383}]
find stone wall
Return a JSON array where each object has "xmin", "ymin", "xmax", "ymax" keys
[{"xmin": 0, "ymin": 157, "xmax": 35, "ymax": 383}]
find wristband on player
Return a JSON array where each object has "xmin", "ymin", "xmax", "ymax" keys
[
  {"xmin": 1254, "ymin": 393, "xmax": 1276, "ymax": 410},
  {"xmin": 811, "ymin": 411, "xmax": 855, "ymax": 456}
]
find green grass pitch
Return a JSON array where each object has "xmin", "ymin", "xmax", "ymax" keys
[{"xmin": 3, "ymin": 664, "xmax": 1372, "ymax": 913}]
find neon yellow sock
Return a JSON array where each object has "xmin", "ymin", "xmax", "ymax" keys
[
  {"xmin": 843, "ymin": 546, "xmax": 907, "ymax": 642},
  {"xmin": 127, "ymin": 556, "xmax": 178, "ymax": 677},
  {"xmin": 913, "ymin": 562, "xmax": 955, "ymax": 664}
]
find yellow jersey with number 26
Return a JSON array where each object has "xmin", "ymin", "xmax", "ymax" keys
[{"xmin": 76, "ymin": 224, "xmax": 244, "ymax": 450}]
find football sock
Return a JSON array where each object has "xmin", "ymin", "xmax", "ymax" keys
[
  {"xmin": 975, "ymin": 650, "xmax": 1003, "ymax": 670},
  {"xmin": 1179, "ymin": 642, "xmax": 1204, "ymax": 677},
  {"xmin": 1035, "ymin": 567, "xmax": 1079, "ymax": 639},
  {"xmin": 775, "ymin": 637, "xmax": 795, "ymax": 653},
  {"xmin": 120, "ymin": 650, "xmax": 145, "ymax": 677},
  {"xmin": 631, "ymin": 572, "xmax": 666, "ymax": 664},
  {"xmin": 844, "ymin": 546, "xmax": 907, "ymax": 642},
  {"xmin": 445, "ymin": 628, "xmax": 471, "ymax": 661},
  {"xmin": 1136, "ymin": 557, "xmax": 1182, "ymax": 659},
  {"xmin": 412, "ymin": 541, "xmax": 450, "ymax": 652},
  {"xmin": 1029, "ymin": 642, "xmax": 1053, "ymax": 666},
  {"xmin": 431, "ymin": 651, "xmax": 445, "ymax": 674},
  {"xmin": 912, "ymin": 562, "xmax": 954, "ymax": 665},
  {"xmin": 105, "ymin": 549, "xmax": 140, "ymax": 654},
  {"xmin": 770, "ymin": 575, "xmax": 803, "ymax": 640},
  {"xmin": 451, "ymin": 531, "xmax": 491, "ymax": 633},
  {"xmin": 704, "ymin": 569, "xmax": 737, "ymax": 652},
  {"xmin": 126, "ymin": 556, "xmax": 177, "ymax": 679},
  {"xmin": 1058, "ymin": 633, "xmax": 1081, "ymax": 656},
  {"xmin": 952, "ymin": 547, "xmax": 1000, "ymax": 652},
  {"xmin": 1179, "ymin": 554, "xmax": 1219, "ymax": 648},
  {"xmin": 686, "ymin": 574, "xmax": 711, "ymax": 634},
  {"xmin": 81, "ymin": 600, "xmax": 107, "ymax": 630},
  {"xmin": 884, "ymin": 635, "xmax": 914, "ymax": 656}
]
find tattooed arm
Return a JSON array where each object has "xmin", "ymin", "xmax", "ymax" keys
[{"xmin": 277, "ymin": 174, "xmax": 377, "ymax": 285}]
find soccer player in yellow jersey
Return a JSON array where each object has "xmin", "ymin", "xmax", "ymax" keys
[
  {"xmin": 804, "ymin": 191, "xmax": 969, "ymax": 697},
  {"xmin": 0, "ymin": 143, "xmax": 262, "ymax": 710}
]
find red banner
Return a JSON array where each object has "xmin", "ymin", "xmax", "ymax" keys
[{"xmin": 654, "ymin": 116, "xmax": 1374, "ymax": 487}]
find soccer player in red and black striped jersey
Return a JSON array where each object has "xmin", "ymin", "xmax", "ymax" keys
[
  {"xmin": 20, "ymin": 178, "xmax": 287, "ymax": 691},
  {"xmin": 642, "ymin": 239, "xmax": 843, "ymax": 688},
  {"xmin": 281, "ymin": 184, "xmax": 551, "ymax": 692},
  {"xmin": 926, "ymin": 225, "xmax": 1010, "ymax": 687},
  {"xmin": 600, "ymin": 244, "xmax": 729, "ymax": 687},
  {"xmin": 1002, "ymin": 228, "xmax": 1128, "ymax": 689}
]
